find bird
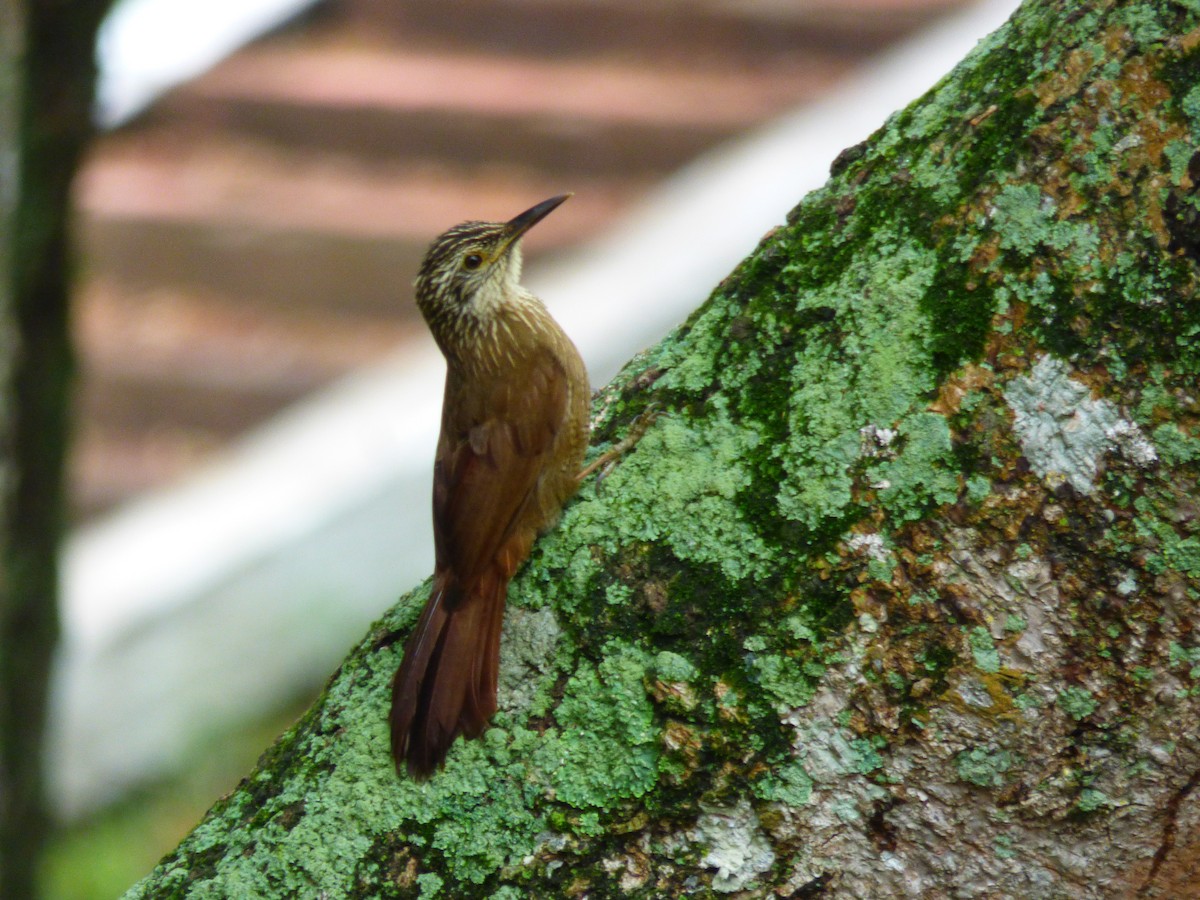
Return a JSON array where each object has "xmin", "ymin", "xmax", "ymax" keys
[{"xmin": 390, "ymin": 194, "xmax": 590, "ymax": 779}]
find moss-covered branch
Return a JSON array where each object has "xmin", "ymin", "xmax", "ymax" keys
[{"xmin": 128, "ymin": 0, "xmax": 1200, "ymax": 896}]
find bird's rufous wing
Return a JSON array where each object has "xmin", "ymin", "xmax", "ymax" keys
[{"xmin": 431, "ymin": 346, "xmax": 569, "ymax": 586}]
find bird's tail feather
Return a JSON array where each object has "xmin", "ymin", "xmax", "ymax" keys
[{"xmin": 389, "ymin": 571, "xmax": 507, "ymax": 779}]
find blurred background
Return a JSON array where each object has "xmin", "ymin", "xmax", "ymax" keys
[
  {"xmin": 37, "ymin": 0, "xmax": 1014, "ymax": 894},
  {"xmin": 74, "ymin": 0, "xmax": 973, "ymax": 524}
]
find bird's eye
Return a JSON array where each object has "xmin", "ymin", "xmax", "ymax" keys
[{"xmin": 463, "ymin": 253, "xmax": 483, "ymax": 270}]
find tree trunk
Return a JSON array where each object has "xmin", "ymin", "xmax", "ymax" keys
[
  {"xmin": 1, "ymin": 1, "xmax": 111, "ymax": 895},
  {"xmin": 0, "ymin": 0, "xmax": 26, "ymax": 887},
  {"xmin": 126, "ymin": 0, "xmax": 1200, "ymax": 896}
]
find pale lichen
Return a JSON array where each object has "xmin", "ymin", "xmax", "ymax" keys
[
  {"xmin": 1005, "ymin": 354, "xmax": 1158, "ymax": 494},
  {"xmin": 693, "ymin": 798, "xmax": 776, "ymax": 893}
]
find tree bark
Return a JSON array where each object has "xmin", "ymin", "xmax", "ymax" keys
[
  {"xmin": 1, "ymin": 1, "xmax": 111, "ymax": 895},
  {"xmin": 126, "ymin": 0, "xmax": 1200, "ymax": 896},
  {"xmin": 0, "ymin": 3, "xmax": 26, "ymax": 886}
]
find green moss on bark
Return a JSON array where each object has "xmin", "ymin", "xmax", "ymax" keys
[{"xmin": 128, "ymin": 2, "xmax": 1200, "ymax": 897}]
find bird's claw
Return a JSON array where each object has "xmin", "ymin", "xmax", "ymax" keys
[{"xmin": 578, "ymin": 402, "xmax": 662, "ymax": 491}]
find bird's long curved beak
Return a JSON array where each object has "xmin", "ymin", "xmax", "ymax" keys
[{"xmin": 500, "ymin": 193, "xmax": 571, "ymax": 254}]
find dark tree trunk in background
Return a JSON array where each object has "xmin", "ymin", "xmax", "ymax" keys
[
  {"xmin": 0, "ymin": 1, "xmax": 111, "ymax": 895},
  {"xmin": 0, "ymin": 0, "xmax": 24, "ymax": 878},
  {"xmin": 128, "ymin": 0, "xmax": 1200, "ymax": 897}
]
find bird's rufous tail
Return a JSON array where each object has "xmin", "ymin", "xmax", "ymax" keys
[{"xmin": 389, "ymin": 570, "xmax": 507, "ymax": 779}]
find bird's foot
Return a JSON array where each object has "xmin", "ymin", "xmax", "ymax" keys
[{"xmin": 578, "ymin": 403, "xmax": 661, "ymax": 488}]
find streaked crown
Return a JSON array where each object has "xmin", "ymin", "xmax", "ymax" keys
[{"xmin": 413, "ymin": 195, "xmax": 571, "ymax": 347}]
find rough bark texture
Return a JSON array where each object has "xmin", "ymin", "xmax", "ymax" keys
[
  {"xmin": 127, "ymin": 0, "xmax": 1200, "ymax": 896},
  {"xmin": 1, "ymin": 1, "xmax": 111, "ymax": 895}
]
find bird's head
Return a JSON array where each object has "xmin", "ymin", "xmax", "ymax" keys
[{"xmin": 414, "ymin": 194, "xmax": 571, "ymax": 333}]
